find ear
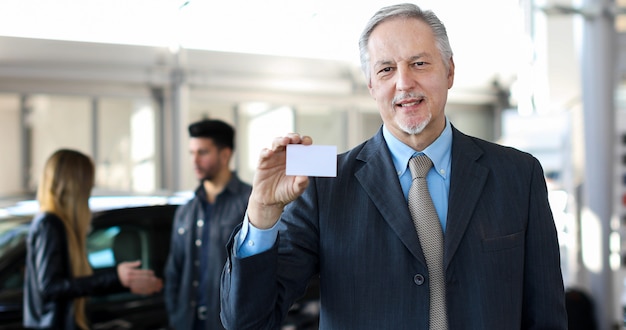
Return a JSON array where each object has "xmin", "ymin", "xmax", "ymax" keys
[
  {"xmin": 447, "ymin": 57, "xmax": 455, "ymax": 89},
  {"xmin": 220, "ymin": 147, "xmax": 233, "ymax": 165},
  {"xmin": 367, "ymin": 78, "xmax": 376, "ymax": 99}
]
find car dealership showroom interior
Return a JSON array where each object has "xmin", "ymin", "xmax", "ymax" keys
[{"xmin": 1, "ymin": 0, "xmax": 626, "ymax": 328}]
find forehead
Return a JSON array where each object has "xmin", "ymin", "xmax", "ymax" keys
[{"xmin": 368, "ymin": 17, "xmax": 437, "ymax": 61}]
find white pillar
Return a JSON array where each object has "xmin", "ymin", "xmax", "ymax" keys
[{"xmin": 580, "ymin": 0, "xmax": 617, "ymax": 328}]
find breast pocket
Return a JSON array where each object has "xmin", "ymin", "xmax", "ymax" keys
[{"xmin": 481, "ymin": 230, "xmax": 524, "ymax": 252}]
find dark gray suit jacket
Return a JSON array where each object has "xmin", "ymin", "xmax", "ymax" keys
[{"xmin": 221, "ymin": 126, "xmax": 567, "ymax": 329}]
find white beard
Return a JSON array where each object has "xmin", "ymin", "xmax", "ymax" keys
[{"xmin": 398, "ymin": 112, "xmax": 431, "ymax": 135}]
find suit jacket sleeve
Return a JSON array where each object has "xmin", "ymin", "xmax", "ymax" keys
[
  {"xmin": 221, "ymin": 181, "xmax": 320, "ymax": 330},
  {"xmin": 522, "ymin": 157, "xmax": 567, "ymax": 328},
  {"xmin": 221, "ymin": 226, "xmax": 286, "ymax": 330}
]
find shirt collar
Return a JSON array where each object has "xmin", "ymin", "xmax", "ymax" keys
[
  {"xmin": 382, "ymin": 118, "xmax": 452, "ymax": 180},
  {"xmin": 194, "ymin": 172, "xmax": 241, "ymax": 201}
]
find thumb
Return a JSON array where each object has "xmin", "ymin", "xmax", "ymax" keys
[{"xmin": 125, "ymin": 260, "xmax": 142, "ymax": 268}]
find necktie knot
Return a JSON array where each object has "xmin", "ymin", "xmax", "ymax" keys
[{"xmin": 409, "ymin": 154, "xmax": 433, "ymax": 179}]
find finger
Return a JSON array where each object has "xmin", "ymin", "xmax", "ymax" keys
[
  {"xmin": 300, "ymin": 135, "xmax": 313, "ymax": 145},
  {"xmin": 270, "ymin": 135, "xmax": 292, "ymax": 151},
  {"xmin": 270, "ymin": 133, "xmax": 312, "ymax": 151},
  {"xmin": 285, "ymin": 132, "xmax": 302, "ymax": 143},
  {"xmin": 122, "ymin": 260, "xmax": 142, "ymax": 268},
  {"xmin": 258, "ymin": 147, "xmax": 274, "ymax": 163},
  {"xmin": 132, "ymin": 269, "xmax": 156, "ymax": 277},
  {"xmin": 286, "ymin": 133, "xmax": 313, "ymax": 145}
]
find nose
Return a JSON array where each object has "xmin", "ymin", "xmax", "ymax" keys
[{"xmin": 395, "ymin": 66, "xmax": 416, "ymax": 92}]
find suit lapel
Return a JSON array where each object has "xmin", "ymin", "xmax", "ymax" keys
[
  {"xmin": 445, "ymin": 128, "xmax": 489, "ymax": 269},
  {"xmin": 354, "ymin": 130, "xmax": 427, "ymax": 265}
]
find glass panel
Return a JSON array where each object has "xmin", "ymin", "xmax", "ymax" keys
[
  {"xmin": 0, "ymin": 218, "xmax": 30, "ymax": 291},
  {"xmin": 295, "ymin": 105, "xmax": 347, "ymax": 152},
  {"xmin": 237, "ymin": 103, "xmax": 294, "ymax": 183},
  {"xmin": 88, "ymin": 224, "xmax": 150, "ymax": 270},
  {"xmin": 97, "ymin": 97, "xmax": 159, "ymax": 193},
  {"xmin": 446, "ymin": 104, "xmax": 495, "ymax": 142},
  {"xmin": 28, "ymin": 94, "xmax": 92, "ymax": 191},
  {"xmin": 0, "ymin": 217, "xmax": 29, "ymax": 257},
  {"xmin": 0, "ymin": 93, "xmax": 21, "ymax": 196},
  {"xmin": 87, "ymin": 226, "xmax": 120, "ymax": 269},
  {"xmin": 357, "ymin": 111, "xmax": 383, "ymax": 147}
]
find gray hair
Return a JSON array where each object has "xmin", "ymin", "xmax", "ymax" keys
[{"xmin": 358, "ymin": 3, "xmax": 453, "ymax": 82}]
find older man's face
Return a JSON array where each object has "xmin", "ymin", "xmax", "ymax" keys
[{"xmin": 367, "ymin": 17, "xmax": 454, "ymax": 147}]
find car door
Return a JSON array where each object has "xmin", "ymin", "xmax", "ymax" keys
[{"xmin": 85, "ymin": 204, "xmax": 178, "ymax": 330}]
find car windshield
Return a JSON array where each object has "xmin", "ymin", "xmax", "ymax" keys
[{"xmin": 0, "ymin": 216, "xmax": 30, "ymax": 256}]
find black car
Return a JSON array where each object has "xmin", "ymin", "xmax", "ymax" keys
[{"xmin": 0, "ymin": 197, "xmax": 319, "ymax": 330}]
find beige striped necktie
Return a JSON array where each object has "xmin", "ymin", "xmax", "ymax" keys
[{"xmin": 408, "ymin": 154, "xmax": 448, "ymax": 330}]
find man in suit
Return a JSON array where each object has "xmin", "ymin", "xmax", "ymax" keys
[{"xmin": 220, "ymin": 3, "xmax": 567, "ymax": 329}]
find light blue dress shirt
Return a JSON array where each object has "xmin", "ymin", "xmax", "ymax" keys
[
  {"xmin": 236, "ymin": 119, "xmax": 453, "ymax": 258},
  {"xmin": 383, "ymin": 120, "xmax": 452, "ymax": 230}
]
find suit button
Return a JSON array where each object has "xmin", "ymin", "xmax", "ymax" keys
[{"xmin": 414, "ymin": 274, "xmax": 425, "ymax": 285}]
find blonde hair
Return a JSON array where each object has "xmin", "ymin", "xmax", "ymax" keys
[{"xmin": 37, "ymin": 149, "xmax": 94, "ymax": 330}]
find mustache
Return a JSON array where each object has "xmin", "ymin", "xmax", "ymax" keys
[{"xmin": 391, "ymin": 92, "xmax": 425, "ymax": 104}]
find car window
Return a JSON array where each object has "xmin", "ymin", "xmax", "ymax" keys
[
  {"xmin": 87, "ymin": 225, "xmax": 150, "ymax": 270},
  {"xmin": 0, "ymin": 218, "xmax": 29, "ymax": 291},
  {"xmin": 0, "ymin": 219, "xmax": 29, "ymax": 257},
  {"xmin": 88, "ymin": 226, "xmax": 120, "ymax": 268}
]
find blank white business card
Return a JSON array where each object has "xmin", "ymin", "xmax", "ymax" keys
[{"xmin": 286, "ymin": 144, "xmax": 337, "ymax": 177}]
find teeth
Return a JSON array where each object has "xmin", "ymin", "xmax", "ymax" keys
[{"xmin": 400, "ymin": 101, "xmax": 418, "ymax": 107}]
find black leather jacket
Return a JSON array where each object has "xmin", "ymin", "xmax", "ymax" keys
[{"xmin": 23, "ymin": 212, "xmax": 125, "ymax": 329}]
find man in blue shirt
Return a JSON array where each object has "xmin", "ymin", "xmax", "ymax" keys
[
  {"xmin": 165, "ymin": 119, "xmax": 251, "ymax": 330},
  {"xmin": 221, "ymin": 3, "xmax": 567, "ymax": 329}
]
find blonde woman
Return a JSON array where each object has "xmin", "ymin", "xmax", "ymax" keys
[{"xmin": 23, "ymin": 149, "xmax": 163, "ymax": 330}]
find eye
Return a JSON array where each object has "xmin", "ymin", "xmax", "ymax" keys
[
  {"xmin": 412, "ymin": 61, "xmax": 426, "ymax": 67},
  {"xmin": 377, "ymin": 67, "xmax": 394, "ymax": 75}
]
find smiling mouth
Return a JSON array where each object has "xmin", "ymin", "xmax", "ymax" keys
[{"xmin": 396, "ymin": 98, "xmax": 424, "ymax": 107}]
